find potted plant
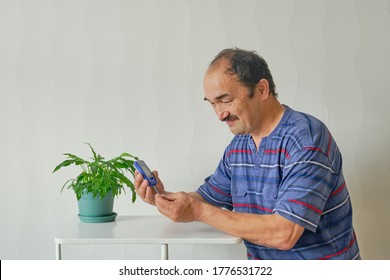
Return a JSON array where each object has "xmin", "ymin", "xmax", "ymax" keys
[{"xmin": 53, "ymin": 143, "xmax": 139, "ymax": 223}]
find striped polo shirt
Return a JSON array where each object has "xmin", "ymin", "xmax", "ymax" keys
[{"xmin": 196, "ymin": 106, "xmax": 360, "ymax": 260}]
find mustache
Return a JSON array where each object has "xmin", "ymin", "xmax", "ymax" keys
[{"xmin": 222, "ymin": 115, "xmax": 238, "ymax": 122}]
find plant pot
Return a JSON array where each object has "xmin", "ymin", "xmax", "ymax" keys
[{"xmin": 77, "ymin": 191, "xmax": 117, "ymax": 223}]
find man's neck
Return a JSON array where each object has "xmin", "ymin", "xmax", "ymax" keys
[{"xmin": 251, "ymin": 101, "xmax": 285, "ymax": 149}]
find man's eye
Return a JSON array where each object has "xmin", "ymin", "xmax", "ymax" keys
[{"xmin": 222, "ymin": 100, "xmax": 233, "ymax": 104}]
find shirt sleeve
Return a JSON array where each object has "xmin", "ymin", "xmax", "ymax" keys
[
  {"xmin": 196, "ymin": 150, "xmax": 234, "ymax": 211},
  {"xmin": 273, "ymin": 147, "xmax": 338, "ymax": 232}
]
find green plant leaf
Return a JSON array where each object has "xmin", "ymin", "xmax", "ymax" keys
[
  {"xmin": 120, "ymin": 152, "xmax": 138, "ymax": 160},
  {"xmin": 63, "ymin": 153, "xmax": 89, "ymax": 165},
  {"xmin": 60, "ymin": 178, "xmax": 75, "ymax": 192},
  {"xmin": 85, "ymin": 142, "xmax": 98, "ymax": 161},
  {"xmin": 52, "ymin": 159, "xmax": 76, "ymax": 173}
]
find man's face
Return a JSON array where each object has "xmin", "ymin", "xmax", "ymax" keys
[{"xmin": 203, "ymin": 66, "xmax": 260, "ymax": 136}]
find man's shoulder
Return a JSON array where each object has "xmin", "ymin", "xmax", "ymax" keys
[
  {"xmin": 281, "ymin": 107, "xmax": 328, "ymax": 147},
  {"xmin": 279, "ymin": 107, "xmax": 341, "ymax": 166}
]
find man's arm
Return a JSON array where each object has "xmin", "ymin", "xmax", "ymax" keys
[{"xmin": 155, "ymin": 192, "xmax": 304, "ymax": 250}]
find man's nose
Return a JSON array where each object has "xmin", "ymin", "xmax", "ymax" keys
[{"xmin": 217, "ymin": 110, "xmax": 229, "ymax": 121}]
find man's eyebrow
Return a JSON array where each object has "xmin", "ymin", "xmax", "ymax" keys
[{"xmin": 203, "ymin": 93, "xmax": 229, "ymax": 102}]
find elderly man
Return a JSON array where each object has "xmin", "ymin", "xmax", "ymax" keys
[{"xmin": 135, "ymin": 48, "xmax": 360, "ymax": 260}]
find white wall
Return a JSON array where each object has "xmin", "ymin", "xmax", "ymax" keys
[{"xmin": 0, "ymin": 0, "xmax": 389, "ymax": 260}]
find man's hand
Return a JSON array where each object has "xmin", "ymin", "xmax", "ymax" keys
[
  {"xmin": 155, "ymin": 192, "xmax": 202, "ymax": 222},
  {"xmin": 134, "ymin": 170, "xmax": 165, "ymax": 206}
]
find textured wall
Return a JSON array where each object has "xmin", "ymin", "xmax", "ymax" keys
[{"xmin": 0, "ymin": 0, "xmax": 389, "ymax": 259}]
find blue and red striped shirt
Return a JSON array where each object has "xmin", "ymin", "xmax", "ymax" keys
[{"xmin": 196, "ymin": 106, "xmax": 360, "ymax": 259}]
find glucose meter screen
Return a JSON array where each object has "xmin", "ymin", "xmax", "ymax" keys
[{"xmin": 140, "ymin": 162, "xmax": 152, "ymax": 177}]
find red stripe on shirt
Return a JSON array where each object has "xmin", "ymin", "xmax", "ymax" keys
[
  {"xmin": 303, "ymin": 146, "xmax": 323, "ymax": 152},
  {"xmin": 288, "ymin": 199, "xmax": 323, "ymax": 214},
  {"xmin": 330, "ymin": 182, "xmax": 346, "ymax": 197},
  {"xmin": 326, "ymin": 133, "xmax": 332, "ymax": 156},
  {"xmin": 227, "ymin": 149, "xmax": 253, "ymax": 157},
  {"xmin": 264, "ymin": 148, "xmax": 291, "ymax": 159},
  {"xmin": 233, "ymin": 203, "xmax": 273, "ymax": 213},
  {"xmin": 207, "ymin": 182, "xmax": 231, "ymax": 197}
]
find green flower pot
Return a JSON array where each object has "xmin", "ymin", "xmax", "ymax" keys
[{"xmin": 77, "ymin": 191, "xmax": 117, "ymax": 223}]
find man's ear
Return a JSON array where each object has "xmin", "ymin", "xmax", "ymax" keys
[{"xmin": 257, "ymin": 79, "xmax": 270, "ymax": 99}]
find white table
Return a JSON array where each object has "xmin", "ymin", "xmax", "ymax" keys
[{"xmin": 55, "ymin": 215, "xmax": 242, "ymax": 260}]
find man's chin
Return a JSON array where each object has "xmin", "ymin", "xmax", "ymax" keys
[{"xmin": 228, "ymin": 126, "xmax": 244, "ymax": 135}]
